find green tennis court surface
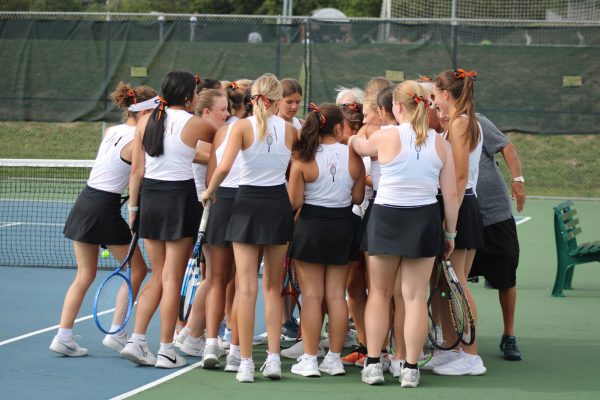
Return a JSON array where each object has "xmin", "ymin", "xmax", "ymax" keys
[{"xmin": 127, "ymin": 200, "xmax": 600, "ymax": 400}]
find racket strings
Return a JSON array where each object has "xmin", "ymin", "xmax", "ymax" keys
[{"xmin": 96, "ymin": 273, "xmax": 132, "ymax": 334}]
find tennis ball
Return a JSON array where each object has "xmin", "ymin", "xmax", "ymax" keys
[
  {"xmin": 480, "ymin": 39, "xmax": 492, "ymax": 46},
  {"xmin": 101, "ymin": 249, "xmax": 110, "ymax": 258}
]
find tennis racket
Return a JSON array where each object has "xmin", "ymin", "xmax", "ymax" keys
[
  {"xmin": 93, "ymin": 232, "xmax": 139, "ymax": 335},
  {"xmin": 427, "ymin": 258, "xmax": 464, "ymax": 351},
  {"xmin": 440, "ymin": 259, "xmax": 476, "ymax": 346},
  {"xmin": 281, "ymin": 255, "xmax": 302, "ymax": 343},
  {"xmin": 178, "ymin": 199, "xmax": 212, "ymax": 322}
]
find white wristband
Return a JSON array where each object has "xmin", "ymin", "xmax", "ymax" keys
[{"xmin": 128, "ymin": 206, "xmax": 139, "ymax": 212}]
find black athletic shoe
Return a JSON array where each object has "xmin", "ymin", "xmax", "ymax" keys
[{"xmin": 500, "ymin": 335, "xmax": 522, "ymax": 361}]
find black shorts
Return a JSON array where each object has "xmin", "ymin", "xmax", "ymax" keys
[
  {"xmin": 437, "ymin": 189, "xmax": 484, "ymax": 250},
  {"xmin": 225, "ymin": 184, "xmax": 294, "ymax": 245},
  {"xmin": 290, "ymin": 204, "xmax": 356, "ymax": 265},
  {"xmin": 367, "ymin": 203, "xmax": 443, "ymax": 258},
  {"xmin": 470, "ymin": 218, "xmax": 519, "ymax": 289},
  {"xmin": 139, "ymin": 178, "xmax": 201, "ymax": 241},
  {"xmin": 63, "ymin": 185, "xmax": 131, "ymax": 245},
  {"xmin": 205, "ymin": 187, "xmax": 237, "ymax": 248}
]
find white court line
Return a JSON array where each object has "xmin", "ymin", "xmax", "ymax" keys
[
  {"xmin": 110, "ymin": 362, "xmax": 203, "ymax": 400},
  {"xmin": 0, "ymin": 221, "xmax": 64, "ymax": 227},
  {"xmin": 0, "ymin": 222, "xmax": 21, "ymax": 228},
  {"xmin": 515, "ymin": 216, "xmax": 531, "ymax": 225},
  {"xmin": 0, "ymin": 308, "xmax": 115, "ymax": 347}
]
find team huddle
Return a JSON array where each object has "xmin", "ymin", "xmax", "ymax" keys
[{"xmin": 50, "ymin": 68, "xmax": 524, "ymax": 388}]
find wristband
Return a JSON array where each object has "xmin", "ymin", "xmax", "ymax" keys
[
  {"xmin": 128, "ymin": 206, "xmax": 139, "ymax": 212},
  {"xmin": 444, "ymin": 230, "xmax": 457, "ymax": 240},
  {"xmin": 512, "ymin": 176, "xmax": 525, "ymax": 183}
]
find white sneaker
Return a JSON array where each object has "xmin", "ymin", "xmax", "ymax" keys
[
  {"xmin": 202, "ymin": 344, "xmax": 220, "ymax": 369},
  {"xmin": 361, "ymin": 362, "xmax": 385, "ymax": 385},
  {"xmin": 50, "ymin": 335, "xmax": 88, "ymax": 357},
  {"xmin": 343, "ymin": 330, "xmax": 359, "ymax": 348},
  {"xmin": 225, "ymin": 353, "xmax": 241, "ymax": 372},
  {"xmin": 155, "ymin": 350, "xmax": 187, "ymax": 369},
  {"xmin": 381, "ymin": 353, "xmax": 391, "ymax": 373},
  {"xmin": 236, "ymin": 361, "xmax": 255, "ymax": 383},
  {"xmin": 433, "ymin": 352, "xmax": 486, "ymax": 376},
  {"xmin": 291, "ymin": 355, "xmax": 321, "ymax": 377},
  {"xmin": 420, "ymin": 350, "xmax": 460, "ymax": 371},
  {"xmin": 319, "ymin": 354, "xmax": 345, "ymax": 376},
  {"xmin": 400, "ymin": 367, "xmax": 420, "ymax": 388},
  {"xmin": 173, "ymin": 328, "xmax": 189, "ymax": 348},
  {"xmin": 253, "ymin": 335, "xmax": 265, "ymax": 345},
  {"xmin": 180, "ymin": 336, "xmax": 205, "ymax": 358},
  {"xmin": 319, "ymin": 338, "xmax": 329, "ymax": 349},
  {"xmin": 281, "ymin": 341, "xmax": 326, "ymax": 359},
  {"xmin": 261, "ymin": 359, "xmax": 282, "ymax": 379},
  {"xmin": 389, "ymin": 359, "xmax": 404, "ymax": 378},
  {"xmin": 102, "ymin": 333, "xmax": 128, "ymax": 353},
  {"xmin": 120, "ymin": 340, "xmax": 156, "ymax": 366},
  {"xmin": 218, "ymin": 336, "xmax": 230, "ymax": 350}
]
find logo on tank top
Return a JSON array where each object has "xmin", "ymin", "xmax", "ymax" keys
[
  {"xmin": 266, "ymin": 123, "xmax": 278, "ymax": 152},
  {"xmin": 415, "ymin": 143, "xmax": 422, "ymax": 160},
  {"xmin": 327, "ymin": 152, "xmax": 339, "ymax": 183}
]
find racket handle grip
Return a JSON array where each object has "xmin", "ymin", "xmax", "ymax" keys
[{"xmin": 199, "ymin": 199, "xmax": 212, "ymax": 233}]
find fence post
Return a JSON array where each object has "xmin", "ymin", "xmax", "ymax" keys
[
  {"xmin": 450, "ymin": 0, "xmax": 458, "ymax": 68},
  {"xmin": 103, "ymin": 12, "xmax": 111, "ymax": 119}
]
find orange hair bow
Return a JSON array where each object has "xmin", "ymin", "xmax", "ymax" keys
[
  {"xmin": 156, "ymin": 96, "xmax": 168, "ymax": 120},
  {"xmin": 194, "ymin": 74, "xmax": 201, "ymax": 86},
  {"xmin": 250, "ymin": 94, "xmax": 271, "ymax": 109},
  {"xmin": 453, "ymin": 69, "xmax": 478, "ymax": 80},
  {"xmin": 308, "ymin": 102, "xmax": 326, "ymax": 128},
  {"xmin": 412, "ymin": 94, "xmax": 431, "ymax": 108},
  {"xmin": 418, "ymin": 74, "xmax": 432, "ymax": 82},
  {"xmin": 127, "ymin": 89, "xmax": 137, "ymax": 104},
  {"xmin": 228, "ymin": 81, "xmax": 240, "ymax": 92}
]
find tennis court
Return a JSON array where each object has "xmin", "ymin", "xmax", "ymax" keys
[{"xmin": 1, "ymin": 199, "xmax": 599, "ymax": 400}]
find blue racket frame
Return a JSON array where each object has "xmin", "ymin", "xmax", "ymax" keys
[{"xmin": 93, "ymin": 232, "xmax": 139, "ymax": 335}]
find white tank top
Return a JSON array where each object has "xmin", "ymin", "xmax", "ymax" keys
[
  {"xmin": 375, "ymin": 123, "xmax": 442, "ymax": 207},
  {"xmin": 216, "ymin": 123, "xmax": 243, "ymax": 189},
  {"xmin": 292, "ymin": 117, "xmax": 302, "ymax": 131},
  {"xmin": 467, "ymin": 121, "xmax": 483, "ymax": 193},
  {"xmin": 238, "ymin": 115, "xmax": 290, "ymax": 186},
  {"xmin": 369, "ymin": 124, "xmax": 394, "ymax": 192},
  {"xmin": 145, "ymin": 109, "xmax": 196, "ymax": 181},
  {"xmin": 87, "ymin": 124, "xmax": 135, "ymax": 194},
  {"xmin": 193, "ymin": 161, "xmax": 207, "ymax": 201},
  {"xmin": 352, "ymin": 156, "xmax": 372, "ymax": 217},
  {"xmin": 304, "ymin": 142, "xmax": 354, "ymax": 208}
]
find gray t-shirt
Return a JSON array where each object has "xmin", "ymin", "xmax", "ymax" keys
[{"xmin": 476, "ymin": 114, "xmax": 513, "ymax": 226}]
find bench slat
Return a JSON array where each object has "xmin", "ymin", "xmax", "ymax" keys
[
  {"xmin": 564, "ymin": 218, "xmax": 580, "ymax": 228},
  {"xmin": 554, "ymin": 200, "xmax": 574, "ymax": 212},
  {"xmin": 561, "ymin": 209, "xmax": 578, "ymax": 221}
]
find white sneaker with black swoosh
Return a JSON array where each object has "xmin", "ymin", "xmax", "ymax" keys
[
  {"xmin": 155, "ymin": 350, "xmax": 187, "ymax": 369},
  {"xmin": 120, "ymin": 340, "xmax": 156, "ymax": 366},
  {"xmin": 50, "ymin": 335, "xmax": 88, "ymax": 357}
]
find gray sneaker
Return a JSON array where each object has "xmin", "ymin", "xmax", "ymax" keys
[
  {"xmin": 400, "ymin": 367, "xmax": 420, "ymax": 388},
  {"xmin": 201, "ymin": 344, "xmax": 220, "ymax": 369},
  {"xmin": 224, "ymin": 352, "xmax": 241, "ymax": 372},
  {"xmin": 50, "ymin": 335, "xmax": 88, "ymax": 357},
  {"xmin": 261, "ymin": 359, "xmax": 282, "ymax": 379},
  {"xmin": 361, "ymin": 362, "xmax": 384, "ymax": 385}
]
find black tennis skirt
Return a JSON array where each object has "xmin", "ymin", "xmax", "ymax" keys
[
  {"xmin": 63, "ymin": 185, "xmax": 131, "ymax": 245},
  {"xmin": 225, "ymin": 184, "xmax": 294, "ymax": 245},
  {"xmin": 349, "ymin": 213, "xmax": 363, "ymax": 262},
  {"xmin": 139, "ymin": 178, "xmax": 200, "ymax": 241},
  {"xmin": 290, "ymin": 204, "xmax": 356, "ymax": 265},
  {"xmin": 367, "ymin": 203, "xmax": 443, "ymax": 258},
  {"xmin": 359, "ymin": 198, "xmax": 375, "ymax": 252},
  {"xmin": 437, "ymin": 188, "xmax": 484, "ymax": 250},
  {"xmin": 205, "ymin": 187, "xmax": 237, "ymax": 248}
]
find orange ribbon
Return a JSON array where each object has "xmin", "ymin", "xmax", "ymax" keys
[
  {"xmin": 250, "ymin": 94, "xmax": 271, "ymax": 109},
  {"xmin": 127, "ymin": 89, "xmax": 137, "ymax": 104},
  {"xmin": 453, "ymin": 68, "xmax": 478, "ymax": 80},
  {"xmin": 156, "ymin": 96, "xmax": 168, "ymax": 120},
  {"xmin": 418, "ymin": 74, "xmax": 432, "ymax": 82},
  {"xmin": 228, "ymin": 81, "xmax": 240, "ymax": 92},
  {"xmin": 412, "ymin": 94, "xmax": 431, "ymax": 108},
  {"xmin": 308, "ymin": 102, "xmax": 326, "ymax": 128},
  {"xmin": 194, "ymin": 74, "xmax": 201, "ymax": 86}
]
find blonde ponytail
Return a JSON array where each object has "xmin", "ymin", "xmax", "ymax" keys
[
  {"xmin": 250, "ymin": 73, "xmax": 283, "ymax": 141},
  {"xmin": 393, "ymin": 80, "xmax": 430, "ymax": 145}
]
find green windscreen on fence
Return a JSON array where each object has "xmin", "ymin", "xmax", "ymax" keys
[{"xmin": 0, "ymin": 14, "xmax": 599, "ymax": 134}]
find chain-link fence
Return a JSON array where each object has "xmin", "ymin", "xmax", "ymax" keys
[{"xmin": 0, "ymin": 12, "xmax": 599, "ymax": 199}]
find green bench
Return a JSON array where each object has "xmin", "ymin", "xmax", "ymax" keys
[{"xmin": 552, "ymin": 200, "xmax": 600, "ymax": 297}]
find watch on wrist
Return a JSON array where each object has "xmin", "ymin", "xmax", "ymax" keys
[{"xmin": 512, "ymin": 176, "xmax": 525, "ymax": 183}]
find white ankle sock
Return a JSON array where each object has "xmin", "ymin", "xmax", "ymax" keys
[
  {"xmin": 110, "ymin": 325, "xmax": 127, "ymax": 337},
  {"xmin": 187, "ymin": 335, "xmax": 204, "ymax": 345},
  {"xmin": 303, "ymin": 353, "xmax": 317, "ymax": 362},
  {"xmin": 230, "ymin": 344, "xmax": 240, "ymax": 358},
  {"xmin": 240, "ymin": 357, "xmax": 253, "ymax": 366},
  {"xmin": 160, "ymin": 342, "xmax": 175, "ymax": 354},
  {"xmin": 206, "ymin": 338, "xmax": 218, "ymax": 346},
  {"xmin": 266, "ymin": 352, "xmax": 280, "ymax": 363},
  {"xmin": 327, "ymin": 351, "xmax": 341, "ymax": 359},
  {"xmin": 131, "ymin": 333, "xmax": 146, "ymax": 342},
  {"xmin": 57, "ymin": 328, "xmax": 73, "ymax": 341}
]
